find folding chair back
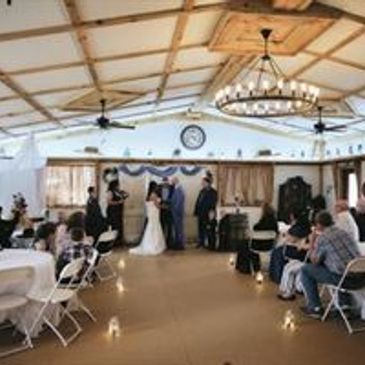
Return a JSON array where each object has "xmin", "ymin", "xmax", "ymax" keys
[
  {"xmin": 347, "ymin": 257, "xmax": 365, "ymax": 274},
  {"xmin": 58, "ymin": 257, "xmax": 85, "ymax": 284},
  {"xmin": 250, "ymin": 230, "xmax": 277, "ymax": 252},
  {"xmin": 95, "ymin": 230, "xmax": 117, "ymax": 255}
]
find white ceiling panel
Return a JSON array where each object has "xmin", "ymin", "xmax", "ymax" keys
[
  {"xmin": 97, "ymin": 53, "xmax": 167, "ymax": 82},
  {"xmin": 0, "ymin": 0, "xmax": 68, "ymax": 33},
  {"xmin": 125, "ymin": 92, "xmax": 157, "ymax": 106},
  {"xmin": 78, "ymin": 0, "xmax": 183, "ymax": 20},
  {"xmin": 0, "ymin": 112, "xmax": 45, "ymax": 128},
  {"xmin": 275, "ymin": 53, "xmax": 316, "ymax": 75},
  {"xmin": 13, "ymin": 66, "xmax": 91, "ymax": 92},
  {"xmin": 10, "ymin": 122, "xmax": 58, "ymax": 135},
  {"xmin": 110, "ymin": 76, "xmax": 162, "ymax": 92},
  {"xmin": 163, "ymin": 85, "xmax": 204, "ymax": 99},
  {"xmin": 0, "ymin": 33, "xmax": 82, "ymax": 72},
  {"xmin": 319, "ymin": 0, "xmax": 365, "ymax": 18},
  {"xmin": 158, "ymin": 96, "xmax": 198, "ymax": 109},
  {"xmin": 175, "ymin": 47, "xmax": 226, "ymax": 69},
  {"xmin": 182, "ymin": 10, "xmax": 222, "ymax": 46},
  {"xmin": 306, "ymin": 18, "xmax": 362, "ymax": 53},
  {"xmin": 347, "ymin": 96, "xmax": 365, "ymax": 115},
  {"xmin": 0, "ymin": 99, "xmax": 32, "ymax": 115},
  {"xmin": 88, "ymin": 17, "xmax": 176, "ymax": 57},
  {"xmin": 333, "ymin": 34, "xmax": 365, "ymax": 66},
  {"xmin": 167, "ymin": 68, "xmax": 216, "ymax": 87},
  {"xmin": 0, "ymin": 84, "xmax": 14, "ymax": 98},
  {"xmin": 300, "ymin": 60, "xmax": 365, "ymax": 91},
  {"xmin": 34, "ymin": 89, "xmax": 93, "ymax": 108}
]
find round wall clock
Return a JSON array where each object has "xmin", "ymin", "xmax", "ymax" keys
[{"xmin": 180, "ymin": 124, "xmax": 206, "ymax": 150}]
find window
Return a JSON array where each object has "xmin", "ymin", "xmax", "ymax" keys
[
  {"xmin": 46, "ymin": 164, "xmax": 96, "ymax": 207},
  {"xmin": 348, "ymin": 172, "xmax": 358, "ymax": 208}
]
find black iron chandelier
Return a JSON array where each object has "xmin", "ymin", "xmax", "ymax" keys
[{"xmin": 215, "ymin": 28, "xmax": 320, "ymax": 118}]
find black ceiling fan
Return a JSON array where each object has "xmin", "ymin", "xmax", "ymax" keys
[
  {"xmin": 313, "ymin": 106, "xmax": 347, "ymax": 134},
  {"xmin": 88, "ymin": 99, "xmax": 136, "ymax": 130}
]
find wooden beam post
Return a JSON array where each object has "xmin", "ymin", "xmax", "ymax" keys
[{"xmin": 156, "ymin": 0, "xmax": 195, "ymax": 104}]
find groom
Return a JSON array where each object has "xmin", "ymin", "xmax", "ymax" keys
[{"xmin": 170, "ymin": 177, "xmax": 185, "ymax": 250}]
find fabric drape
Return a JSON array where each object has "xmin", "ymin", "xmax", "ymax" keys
[{"xmin": 219, "ymin": 164, "xmax": 273, "ymax": 206}]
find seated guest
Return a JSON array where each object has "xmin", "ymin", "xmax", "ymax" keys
[
  {"xmin": 269, "ymin": 208, "xmax": 311, "ymax": 284},
  {"xmin": 85, "ymin": 186, "xmax": 107, "ymax": 243},
  {"xmin": 33, "ymin": 222, "xmax": 57, "ymax": 254},
  {"xmin": 0, "ymin": 206, "xmax": 21, "ymax": 248},
  {"xmin": 300, "ymin": 210, "xmax": 362, "ymax": 318},
  {"xmin": 56, "ymin": 227, "xmax": 94, "ymax": 278},
  {"xmin": 353, "ymin": 199, "xmax": 365, "ymax": 242},
  {"xmin": 335, "ymin": 200, "xmax": 359, "ymax": 242},
  {"xmin": 277, "ymin": 232, "xmax": 317, "ymax": 301},
  {"xmin": 235, "ymin": 203, "xmax": 278, "ymax": 274}
]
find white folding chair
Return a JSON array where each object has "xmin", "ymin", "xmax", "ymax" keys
[
  {"xmin": 28, "ymin": 258, "xmax": 85, "ymax": 347},
  {"xmin": 249, "ymin": 230, "xmax": 277, "ymax": 273},
  {"xmin": 68, "ymin": 250, "xmax": 98, "ymax": 323},
  {"xmin": 0, "ymin": 267, "xmax": 34, "ymax": 358},
  {"xmin": 321, "ymin": 257, "xmax": 365, "ymax": 334},
  {"xmin": 94, "ymin": 230, "xmax": 117, "ymax": 281}
]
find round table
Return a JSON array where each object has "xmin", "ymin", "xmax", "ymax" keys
[{"xmin": 0, "ymin": 249, "xmax": 57, "ymax": 336}]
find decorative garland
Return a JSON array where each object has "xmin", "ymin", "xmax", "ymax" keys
[{"xmin": 102, "ymin": 164, "xmax": 203, "ymax": 182}]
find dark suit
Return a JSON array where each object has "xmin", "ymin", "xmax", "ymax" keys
[
  {"xmin": 194, "ymin": 186, "xmax": 217, "ymax": 247},
  {"xmin": 159, "ymin": 183, "xmax": 175, "ymax": 249}
]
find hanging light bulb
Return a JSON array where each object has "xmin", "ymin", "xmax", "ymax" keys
[
  {"xmin": 236, "ymin": 83, "xmax": 242, "ymax": 96},
  {"xmin": 263, "ymin": 80, "xmax": 269, "ymax": 94},
  {"xmin": 277, "ymin": 79, "xmax": 284, "ymax": 94},
  {"xmin": 248, "ymin": 81, "xmax": 254, "ymax": 96},
  {"xmin": 290, "ymin": 80, "xmax": 297, "ymax": 95}
]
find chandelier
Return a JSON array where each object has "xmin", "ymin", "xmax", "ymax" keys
[{"xmin": 214, "ymin": 28, "xmax": 320, "ymax": 118}]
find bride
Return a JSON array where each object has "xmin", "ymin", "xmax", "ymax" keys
[{"xmin": 129, "ymin": 181, "xmax": 166, "ymax": 256}]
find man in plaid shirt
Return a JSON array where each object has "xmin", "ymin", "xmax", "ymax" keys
[
  {"xmin": 300, "ymin": 210, "xmax": 361, "ymax": 318},
  {"xmin": 56, "ymin": 227, "xmax": 94, "ymax": 278}
]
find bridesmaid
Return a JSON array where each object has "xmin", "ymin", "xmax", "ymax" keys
[{"xmin": 106, "ymin": 180, "xmax": 129, "ymax": 245}]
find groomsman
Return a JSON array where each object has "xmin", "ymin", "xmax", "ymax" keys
[
  {"xmin": 159, "ymin": 177, "xmax": 174, "ymax": 249},
  {"xmin": 194, "ymin": 177, "xmax": 218, "ymax": 248},
  {"xmin": 171, "ymin": 177, "xmax": 185, "ymax": 250}
]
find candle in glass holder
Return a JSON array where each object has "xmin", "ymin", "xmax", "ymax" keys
[
  {"xmin": 229, "ymin": 254, "xmax": 236, "ymax": 267},
  {"xmin": 108, "ymin": 316, "xmax": 121, "ymax": 338},
  {"xmin": 118, "ymin": 258, "xmax": 126, "ymax": 270},
  {"xmin": 116, "ymin": 276, "xmax": 125, "ymax": 293},
  {"xmin": 255, "ymin": 271, "xmax": 264, "ymax": 284}
]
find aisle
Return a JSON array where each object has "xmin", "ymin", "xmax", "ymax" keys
[{"xmin": 2, "ymin": 249, "xmax": 365, "ymax": 365}]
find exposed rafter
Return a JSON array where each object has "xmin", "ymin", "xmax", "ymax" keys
[
  {"xmin": 0, "ymin": 68, "xmax": 62, "ymax": 126},
  {"xmin": 272, "ymin": 0, "xmax": 313, "ymax": 11},
  {"xmin": 156, "ymin": 0, "xmax": 195, "ymax": 104},
  {"xmin": 63, "ymin": 0, "xmax": 101, "ymax": 92},
  {"xmin": 0, "ymin": 3, "xmax": 226, "ymax": 43},
  {"xmin": 199, "ymin": 55, "xmax": 256, "ymax": 105}
]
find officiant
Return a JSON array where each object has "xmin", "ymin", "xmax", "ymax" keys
[{"xmin": 159, "ymin": 177, "xmax": 174, "ymax": 249}]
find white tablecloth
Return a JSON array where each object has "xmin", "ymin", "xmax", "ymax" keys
[{"xmin": 0, "ymin": 249, "xmax": 58, "ymax": 336}]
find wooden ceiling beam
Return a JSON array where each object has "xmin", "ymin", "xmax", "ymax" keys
[
  {"xmin": 0, "ymin": 64, "xmax": 220, "ymax": 103},
  {"xmin": 199, "ymin": 55, "xmax": 257, "ymax": 105},
  {"xmin": 272, "ymin": 0, "xmax": 313, "ymax": 11},
  {"xmin": 0, "ymin": 68, "xmax": 62, "ymax": 126},
  {"xmin": 0, "ymin": 3, "xmax": 226, "ymax": 43},
  {"xmin": 63, "ymin": 0, "xmax": 101, "ymax": 92},
  {"xmin": 156, "ymin": 0, "xmax": 195, "ymax": 103}
]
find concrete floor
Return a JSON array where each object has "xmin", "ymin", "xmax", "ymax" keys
[{"xmin": 2, "ymin": 248, "xmax": 365, "ymax": 365}]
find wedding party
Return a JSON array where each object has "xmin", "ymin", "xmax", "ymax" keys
[{"xmin": 1, "ymin": 1, "xmax": 365, "ymax": 365}]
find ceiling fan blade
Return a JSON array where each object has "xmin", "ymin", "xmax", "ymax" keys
[
  {"xmin": 324, "ymin": 125, "xmax": 347, "ymax": 131},
  {"xmin": 109, "ymin": 121, "xmax": 136, "ymax": 129}
]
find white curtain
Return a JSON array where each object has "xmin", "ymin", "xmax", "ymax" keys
[{"xmin": 0, "ymin": 135, "xmax": 46, "ymax": 217}]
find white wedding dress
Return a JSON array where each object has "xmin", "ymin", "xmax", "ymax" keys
[{"xmin": 129, "ymin": 201, "xmax": 166, "ymax": 256}]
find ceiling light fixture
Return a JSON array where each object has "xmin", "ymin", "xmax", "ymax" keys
[{"xmin": 215, "ymin": 28, "xmax": 320, "ymax": 118}]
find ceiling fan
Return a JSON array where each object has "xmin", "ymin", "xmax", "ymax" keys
[
  {"xmin": 313, "ymin": 106, "xmax": 347, "ymax": 134},
  {"xmin": 83, "ymin": 99, "xmax": 136, "ymax": 130}
]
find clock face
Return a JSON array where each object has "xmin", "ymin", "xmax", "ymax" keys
[{"xmin": 181, "ymin": 125, "xmax": 206, "ymax": 150}]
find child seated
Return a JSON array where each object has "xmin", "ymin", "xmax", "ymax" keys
[{"xmin": 56, "ymin": 227, "xmax": 94, "ymax": 278}]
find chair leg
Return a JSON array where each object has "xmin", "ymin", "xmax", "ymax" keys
[
  {"xmin": 95, "ymin": 257, "xmax": 116, "ymax": 281},
  {"xmin": 78, "ymin": 299, "xmax": 97, "ymax": 322},
  {"xmin": 322, "ymin": 288, "xmax": 336, "ymax": 322}
]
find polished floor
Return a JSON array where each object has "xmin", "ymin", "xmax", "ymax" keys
[{"xmin": 2, "ymin": 248, "xmax": 365, "ymax": 365}]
